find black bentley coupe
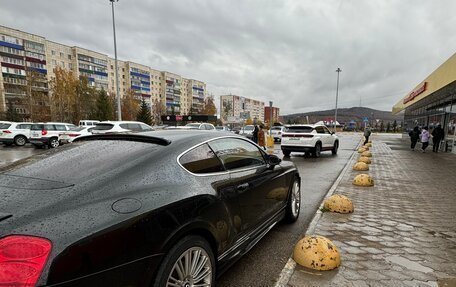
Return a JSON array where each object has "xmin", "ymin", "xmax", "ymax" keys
[{"xmin": 0, "ymin": 131, "xmax": 301, "ymax": 287}]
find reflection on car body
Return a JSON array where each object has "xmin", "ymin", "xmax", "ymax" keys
[{"xmin": 0, "ymin": 130, "xmax": 301, "ymax": 287}]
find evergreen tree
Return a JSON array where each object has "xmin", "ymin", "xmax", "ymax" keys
[
  {"xmin": 136, "ymin": 98, "xmax": 152, "ymax": 125},
  {"xmin": 95, "ymin": 89, "xmax": 114, "ymax": 121}
]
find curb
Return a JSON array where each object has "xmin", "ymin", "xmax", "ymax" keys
[{"xmin": 274, "ymin": 139, "xmax": 362, "ymax": 287}]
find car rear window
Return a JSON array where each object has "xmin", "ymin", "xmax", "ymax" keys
[
  {"xmin": 92, "ymin": 124, "xmax": 114, "ymax": 130},
  {"xmin": 0, "ymin": 123, "xmax": 11, "ymax": 129},
  {"xmin": 284, "ymin": 126, "xmax": 314, "ymax": 133}
]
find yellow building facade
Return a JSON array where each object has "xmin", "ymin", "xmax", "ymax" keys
[{"xmin": 393, "ymin": 52, "xmax": 456, "ymax": 153}]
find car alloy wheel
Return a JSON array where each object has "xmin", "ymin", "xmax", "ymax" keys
[
  {"xmin": 14, "ymin": 135, "xmax": 27, "ymax": 146},
  {"xmin": 167, "ymin": 246, "xmax": 213, "ymax": 287},
  {"xmin": 332, "ymin": 141, "xmax": 339, "ymax": 155},
  {"xmin": 285, "ymin": 178, "xmax": 301, "ymax": 222},
  {"xmin": 49, "ymin": 138, "xmax": 59, "ymax": 148},
  {"xmin": 154, "ymin": 235, "xmax": 215, "ymax": 287}
]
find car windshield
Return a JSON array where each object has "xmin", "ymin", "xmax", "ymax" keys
[
  {"xmin": 244, "ymin": 126, "xmax": 254, "ymax": 131},
  {"xmin": 271, "ymin": 127, "xmax": 282, "ymax": 131},
  {"xmin": 185, "ymin": 123, "xmax": 201, "ymax": 128},
  {"xmin": 284, "ymin": 126, "xmax": 314, "ymax": 133}
]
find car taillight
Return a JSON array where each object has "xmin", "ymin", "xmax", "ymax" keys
[
  {"xmin": 68, "ymin": 134, "xmax": 81, "ymax": 137},
  {"xmin": 0, "ymin": 235, "xmax": 52, "ymax": 287},
  {"xmin": 2, "ymin": 130, "xmax": 12, "ymax": 134},
  {"xmin": 41, "ymin": 129, "xmax": 47, "ymax": 136}
]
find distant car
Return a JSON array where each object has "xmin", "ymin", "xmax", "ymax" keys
[
  {"xmin": 0, "ymin": 131, "xmax": 301, "ymax": 286},
  {"xmin": 79, "ymin": 120, "xmax": 100, "ymax": 127},
  {"xmin": 240, "ymin": 125, "xmax": 255, "ymax": 139},
  {"xmin": 281, "ymin": 124, "xmax": 339, "ymax": 157},
  {"xmin": 185, "ymin": 123, "xmax": 216, "ymax": 130},
  {"xmin": 215, "ymin": 126, "xmax": 231, "ymax": 132},
  {"xmin": 29, "ymin": 122, "xmax": 77, "ymax": 148},
  {"xmin": 270, "ymin": 126, "xmax": 286, "ymax": 142},
  {"xmin": 0, "ymin": 122, "xmax": 32, "ymax": 146},
  {"xmin": 58, "ymin": 126, "xmax": 94, "ymax": 144},
  {"xmin": 91, "ymin": 121, "xmax": 154, "ymax": 134}
]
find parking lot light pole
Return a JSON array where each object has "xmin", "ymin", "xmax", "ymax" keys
[
  {"xmin": 110, "ymin": 0, "xmax": 122, "ymax": 120},
  {"xmin": 334, "ymin": 68, "xmax": 341, "ymax": 133}
]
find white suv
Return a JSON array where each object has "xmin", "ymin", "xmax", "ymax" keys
[
  {"xmin": 29, "ymin": 122, "xmax": 77, "ymax": 148},
  {"xmin": 0, "ymin": 122, "xmax": 32, "ymax": 146},
  {"xmin": 91, "ymin": 121, "xmax": 154, "ymax": 134},
  {"xmin": 281, "ymin": 124, "xmax": 339, "ymax": 157}
]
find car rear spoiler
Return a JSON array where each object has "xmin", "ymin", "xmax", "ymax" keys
[{"xmin": 73, "ymin": 134, "xmax": 171, "ymax": 146}]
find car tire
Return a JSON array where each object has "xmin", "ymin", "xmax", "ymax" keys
[
  {"xmin": 313, "ymin": 143, "xmax": 321, "ymax": 158},
  {"xmin": 282, "ymin": 150, "xmax": 291, "ymax": 157},
  {"xmin": 49, "ymin": 138, "xmax": 59, "ymax": 148},
  {"xmin": 285, "ymin": 177, "xmax": 301, "ymax": 223},
  {"xmin": 153, "ymin": 235, "xmax": 215, "ymax": 287},
  {"xmin": 332, "ymin": 141, "xmax": 339, "ymax": 155},
  {"xmin": 14, "ymin": 135, "xmax": 27, "ymax": 146}
]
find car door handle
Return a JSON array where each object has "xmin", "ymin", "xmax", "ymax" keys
[{"xmin": 236, "ymin": 183, "xmax": 249, "ymax": 192}]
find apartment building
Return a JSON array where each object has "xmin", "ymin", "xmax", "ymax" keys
[
  {"xmin": 220, "ymin": 95, "xmax": 265, "ymax": 124},
  {"xmin": 0, "ymin": 25, "xmax": 207, "ymax": 120}
]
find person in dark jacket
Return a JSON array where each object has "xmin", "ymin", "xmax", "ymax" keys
[
  {"xmin": 431, "ymin": 124, "xmax": 444, "ymax": 152},
  {"xmin": 363, "ymin": 127, "xmax": 372, "ymax": 145},
  {"xmin": 252, "ymin": 125, "xmax": 259, "ymax": 144},
  {"xmin": 408, "ymin": 126, "xmax": 420, "ymax": 151}
]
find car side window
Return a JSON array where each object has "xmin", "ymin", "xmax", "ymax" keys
[
  {"xmin": 179, "ymin": 144, "xmax": 225, "ymax": 174},
  {"xmin": 323, "ymin": 127, "xmax": 332, "ymax": 134},
  {"xmin": 140, "ymin": 124, "xmax": 153, "ymax": 131},
  {"xmin": 120, "ymin": 123, "xmax": 129, "ymax": 129},
  {"xmin": 55, "ymin": 125, "xmax": 66, "ymax": 131},
  {"xmin": 208, "ymin": 138, "xmax": 265, "ymax": 170},
  {"xmin": 127, "ymin": 123, "xmax": 141, "ymax": 131},
  {"xmin": 315, "ymin": 126, "xmax": 325, "ymax": 134}
]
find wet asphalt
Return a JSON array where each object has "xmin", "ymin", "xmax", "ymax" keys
[{"xmin": 217, "ymin": 134, "xmax": 361, "ymax": 287}]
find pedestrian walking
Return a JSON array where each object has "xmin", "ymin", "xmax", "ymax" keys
[
  {"xmin": 408, "ymin": 126, "xmax": 420, "ymax": 151},
  {"xmin": 257, "ymin": 124, "xmax": 266, "ymax": 149},
  {"xmin": 431, "ymin": 124, "xmax": 444, "ymax": 152},
  {"xmin": 363, "ymin": 126, "xmax": 372, "ymax": 145},
  {"xmin": 252, "ymin": 124, "xmax": 259, "ymax": 144},
  {"xmin": 420, "ymin": 126, "xmax": 430, "ymax": 153}
]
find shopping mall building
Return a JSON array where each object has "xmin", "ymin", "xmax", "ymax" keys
[{"xmin": 393, "ymin": 52, "xmax": 456, "ymax": 153}]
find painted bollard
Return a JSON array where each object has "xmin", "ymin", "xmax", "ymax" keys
[
  {"xmin": 293, "ymin": 235, "xmax": 341, "ymax": 270},
  {"xmin": 353, "ymin": 162, "xmax": 369, "ymax": 171},
  {"xmin": 361, "ymin": 151, "xmax": 372, "ymax": 157},
  {"xmin": 323, "ymin": 195, "xmax": 354, "ymax": 213},
  {"xmin": 353, "ymin": 174, "xmax": 374, "ymax": 187},
  {"xmin": 358, "ymin": 156, "xmax": 371, "ymax": 164}
]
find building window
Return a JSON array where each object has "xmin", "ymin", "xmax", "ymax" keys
[
  {"xmin": 68, "ymin": 55, "xmax": 72, "ymax": 60},
  {"xmin": 51, "ymin": 50, "xmax": 56, "ymax": 56},
  {"xmin": 60, "ymin": 52, "xmax": 64, "ymax": 58},
  {"xmin": 52, "ymin": 59, "xmax": 57, "ymax": 65},
  {"xmin": 68, "ymin": 63, "xmax": 73, "ymax": 69}
]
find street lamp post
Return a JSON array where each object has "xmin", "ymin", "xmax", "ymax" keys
[
  {"xmin": 334, "ymin": 68, "xmax": 341, "ymax": 133},
  {"xmin": 110, "ymin": 0, "xmax": 122, "ymax": 121}
]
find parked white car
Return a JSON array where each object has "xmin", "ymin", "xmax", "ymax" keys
[
  {"xmin": 0, "ymin": 122, "xmax": 32, "ymax": 146},
  {"xmin": 91, "ymin": 121, "xmax": 154, "ymax": 134},
  {"xmin": 79, "ymin": 120, "xmax": 100, "ymax": 127},
  {"xmin": 184, "ymin": 123, "xmax": 216, "ymax": 130},
  {"xmin": 29, "ymin": 122, "xmax": 77, "ymax": 148},
  {"xmin": 281, "ymin": 124, "xmax": 339, "ymax": 157},
  {"xmin": 58, "ymin": 126, "xmax": 94, "ymax": 144},
  {"xmin": 270, "ymin": 126, "xmax": 286, "ymax": 142},
  {"xmin": 215, "ymin": 126, "xmax": 232, "ymax": 132}
]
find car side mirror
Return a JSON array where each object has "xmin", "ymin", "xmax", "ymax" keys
[{"xmin": 267, "ymin": 154, "xmax": 281, "ymax": 167}]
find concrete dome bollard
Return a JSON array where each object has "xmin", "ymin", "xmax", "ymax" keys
[
  {"xmin": 353, "ymin": 174, "xmax": 374, "ymax": 186},
  {"xmin": 293, "ymin": 235, "xmax": 341, "ymax": 270},
  {"xmin": 323, "ymin": 195, "xmax": 354, "ymax": 213},
  {"xmin": 361, "ymin": 151, "xmax": 372, "ymax": 157},
  {"xmin": 358, "ymin": 156, "xmax": 371, "ymax": 164},
  {"xmin": 362, "ymin": 145, "xmax": 370, "ymax": 151},
  {"xmin": 353, "ymin": 162, "xmax": 369, "ymax": 171},
  {"xmin": 358, "ymin": 147, "xmax": 366, "ymax": 153},
  {"xmin": 365, "ymin": 143, "xmax": 372, "ymax": 147}
]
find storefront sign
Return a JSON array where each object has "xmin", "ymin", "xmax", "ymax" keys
[{"xmin": 403, "ymin": 82, "xmax": 427, "ymax": 104}]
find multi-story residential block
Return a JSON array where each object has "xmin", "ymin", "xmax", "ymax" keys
[
  {"xmin": 0, "ymin": 25, "xmax": 207, "ymax": 120},
  {"xmin": 220, "ymin": 95, "xmax": 265, "ymax": 124},
  {"xmin": 264, "ymin": 106, "xmax": 280, "ymax": 124}
]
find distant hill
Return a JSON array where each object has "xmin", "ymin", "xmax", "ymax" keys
[{"xmin": 281, "ymin": 107, "xmax": 403, "ymax": 126}]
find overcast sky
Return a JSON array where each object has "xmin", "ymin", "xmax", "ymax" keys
[{"xmin": 1, "ymin": 0, "xmax": 455, "ymax": 115}]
